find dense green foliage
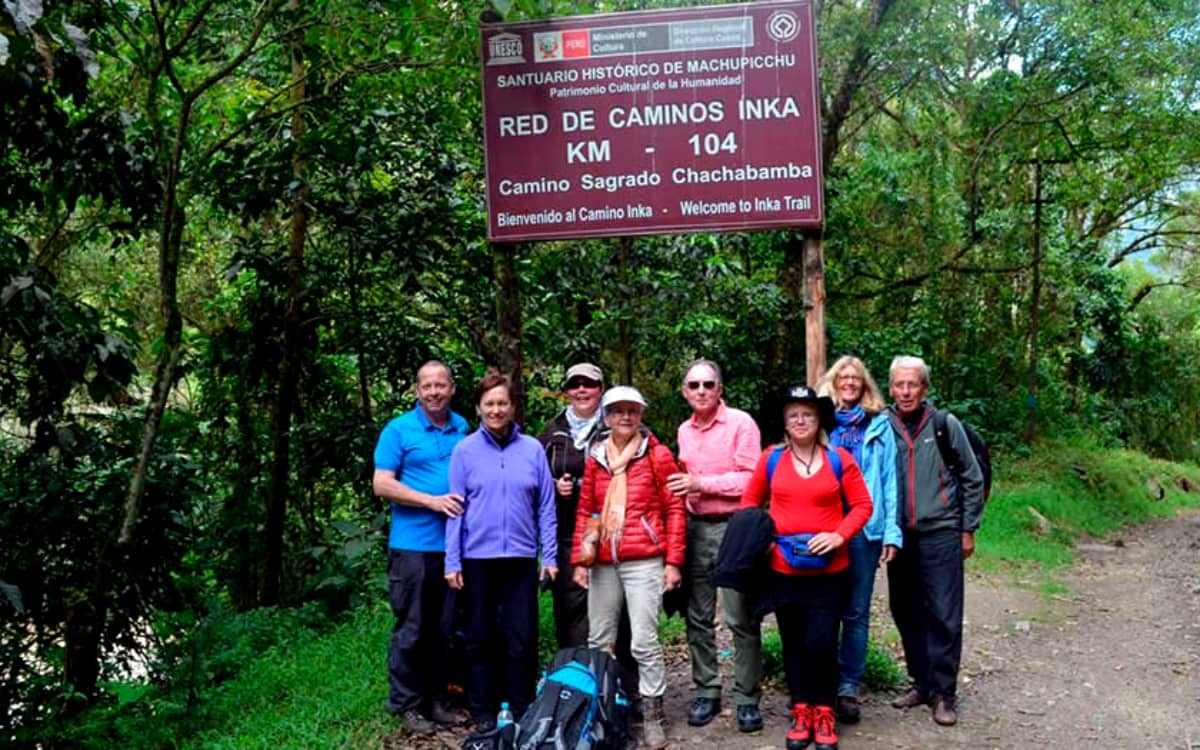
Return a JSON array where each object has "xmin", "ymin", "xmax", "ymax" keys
[{"xmin": 3, "ymin": 0, "xmax": 1200, "ymax": 744}]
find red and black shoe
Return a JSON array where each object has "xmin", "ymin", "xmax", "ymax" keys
[
  {"xmin": 812, "ymin": 704, "xmax": 839, "ymax": 750},
  {"xmin": 785, "ymin": 702, "xmax": 812, "ymax": 750}
]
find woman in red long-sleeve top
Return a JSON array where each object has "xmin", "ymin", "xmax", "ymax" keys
[{"xmin": 740, "ymin": 385, "xmax": 872, "ymax": 750}]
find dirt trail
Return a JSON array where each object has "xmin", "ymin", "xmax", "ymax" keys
[
  {"xmin": 401, "ymin": 510, "xmax": 1200, "ymax": 749},
  {"xmin": 663, "ymin": 509, "xmax": 1200, "ymax": 750}
]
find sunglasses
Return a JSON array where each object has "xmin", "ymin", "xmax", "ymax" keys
[
  {"xmin": 566, "ymin": 378, "xmax": 602, "ymax": 389},
  {"xmin": 685, "ymin": 380, "xmax": 718, "ymax": 391}
]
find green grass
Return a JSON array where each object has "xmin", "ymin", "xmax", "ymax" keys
[
  {"xmin": 537, "ymin": 589, "xmax": 557, "ymax": 663},
  {"xmin": 80, "ymin": 439, "xmax": 1200, "ymax": 748},
  {"xmin": 188, "ymin": 605, "xmax": 395, "ymax": 749},
  {"xmin": 761, "ymin": 618, "xmax": 902, "ymax": 693},
  {"xmin": 863, "ymin": 636, "xmax": 906, "ymax": 688},
  {"xmin": 659, "ymin": 611, "xmax": 687, "ymax": 645},
  {"xmin": 974, "ymin": 440, "xmax": 1200, "ymax": 581},
  {"xmin": 535, "ymin": 592, "xmax": 688, "ymax": 663}
]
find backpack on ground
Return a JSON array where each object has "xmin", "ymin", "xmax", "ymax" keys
[
  {"xmin": 464, "ymin": 646, "xmax": 627, "ymax": 750},
  {"xmin": 461, "ymin": 723, "xmax": 516, "ymax": 750},
  {"xmin": 931, "ymin": 409, "xmax": 993, "ymax": 501}
]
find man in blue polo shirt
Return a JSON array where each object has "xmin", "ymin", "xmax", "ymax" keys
[{"xmin": 373, "ymin": 360, "xmax": 470, "ymax": 735}]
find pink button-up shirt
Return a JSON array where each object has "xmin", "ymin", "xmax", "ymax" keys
[{"xmin": 676, "ymin": 401, "xmax": 762, "ymax": 517}]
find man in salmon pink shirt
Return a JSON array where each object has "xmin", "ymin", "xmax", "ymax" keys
[{"xmin": 666, "ymin": 359, "xmax": 765, "ymax": 733}]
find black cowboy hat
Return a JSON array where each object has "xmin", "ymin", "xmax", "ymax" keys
[{"xmin": 780, "ymin": 384, "xmax": 836, "ymax": 433}]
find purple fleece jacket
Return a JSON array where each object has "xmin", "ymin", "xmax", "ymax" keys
[{"xmin": 445, "ymin": 424, "xmax": 557, "ymax": 575}]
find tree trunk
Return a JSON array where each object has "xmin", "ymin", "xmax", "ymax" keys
[
  {"xmin": 821, "ymin": 0, "xmax": 897, "ymax": 171},
  {"xmin": 118, "ymin": 0, "xmax": 282, "ymax": 549},
  {"xmin": 231, "ymin": 405, "xmax": 261, "ymax": 611},
  {"xmin": 767, "ymin": 0, "xmax": 896, "ymax": 400},
  {"xmin": 803, "ymin": 229, "xmax": 827, "ymax": 385},
  {"xmin": 1024, "ymin": 159, "xmax": 1043, "ymax": 444},
  {"xmin": 120, "ymin": 197, "xmax": 185, "ymax": 544},
  {"xmin": 760, "ymin": 235, "xmax": 806, "ymax": 441},
  {"xmin": 777, "ymin": 0, "xmax": 899, "ymax": 392},
  {"xmin": 493, "ymin": 241, "xmax": 525, "ymax": 423},
  {"xmin": 766, "ymin": 235, "xmax": 805, "ymax": 392},
  {"xmin": 618, "ymin": 237, "xmax": 634, "ymax": 384},
  {"xmin": 62, "ymin": 543, "xmax": 113, "ymax": 700},
  {"xmin": 107, "ymin": 98, "xmax": 190, "ymax": 693},
  {"xmin": 349, "ymin": 246, "xmax": 373, "ymax": 427},
  {"xmin": 263, "ymin": 0, "xmax": 310, "ymax": 605}
]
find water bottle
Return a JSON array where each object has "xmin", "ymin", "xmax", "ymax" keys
[{"xmin": 496, "ymin": 701, "xmax": 514, "ymax": 728}]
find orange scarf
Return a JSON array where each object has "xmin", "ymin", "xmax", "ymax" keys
[{"xmin": 600, "ymin": 434, "xmax": 641, "ymax": 547}]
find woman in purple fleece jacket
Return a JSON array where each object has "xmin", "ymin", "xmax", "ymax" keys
[{"xmin": 444, "ymin": 373, "xmax": 558, "ymax": 728}]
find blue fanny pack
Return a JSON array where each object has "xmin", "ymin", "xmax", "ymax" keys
[{"xmin": 774, "ymin": 533, "xmax": 834, "ymax": 570}]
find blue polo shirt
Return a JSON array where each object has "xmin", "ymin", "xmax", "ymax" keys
[{"xmin": 374, "ymin": 406, "xmax": 469, "ymax": 552}]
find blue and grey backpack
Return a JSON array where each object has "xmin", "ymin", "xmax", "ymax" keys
[{"xmin": 462, "ymin": 646, "xmax": 627, "ymax": 750}]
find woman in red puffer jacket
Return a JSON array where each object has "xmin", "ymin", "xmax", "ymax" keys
[{"xmin": 571, "ymin": 386, "xmax": 685, "ymax": 750}]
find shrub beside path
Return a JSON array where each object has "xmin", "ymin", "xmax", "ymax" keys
[{"xmin": 398, "ymin": 509, "xmax": 1200, "ymax": 749}]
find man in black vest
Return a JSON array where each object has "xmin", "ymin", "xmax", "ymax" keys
[{"xmin": 886, "ymin": 355, "xmax": 984, "ymax": 727}]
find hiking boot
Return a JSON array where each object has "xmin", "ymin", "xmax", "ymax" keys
[
  {"xmin": 628, "ymin": 696, "xmax": 644, "ymax": 722},
  {"xmin": 736, "ymin": 703, "xmax": 763, "ymax": 733},
  {"xmin": 932, "ymin": 697, "xmax": 958, "ymax": 726},
  {"xmin": 400, "ymin": 708, "xmax": 435, "ymax": 735},
  {"xmin": 785, "ymin": 702, "xmax": 812, "ymax": 750},
  {"xmin": 812, "ymin": 705, "xmax": 838, "ymax": 750},
  {"xmin": 891, "ymin": 687, "xmax": 929, "ymax": 709},
  {"xmin": 431, "ymin": 701, "xmax": 467, "ymax": 726},
  {"xmin": 642, "ymin": 696, "xmax": 668, "ymax": 750},
  {"xmin": 687, "ymin": 696, "xmax": 720, "ymax": 726},
  {"xmin": 626, "ymin": 696, "xmax": 644, "ymax": 738},
  {"xmin": 835, "ymin": 695, "xmax": 860, "ymax": 724}
]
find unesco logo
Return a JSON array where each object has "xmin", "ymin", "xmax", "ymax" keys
[
  {"xmin": 766, "ymin": 10, "xmax": 799, "ymax": 43},
  {"xmin": 486, "ymin": 32, "xmax": 525, "ymax": 65}
]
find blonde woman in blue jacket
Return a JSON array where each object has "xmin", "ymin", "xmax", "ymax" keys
[{"xmin": 818, "ymin": 355, "xmax": 901, "ymax": 724}]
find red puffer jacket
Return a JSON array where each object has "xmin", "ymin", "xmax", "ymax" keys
[{"xmin": 572, "ymin": 431, "xmax": 687, "ymax": 567}]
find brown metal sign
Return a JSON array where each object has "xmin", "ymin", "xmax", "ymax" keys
[{"xmin": 480, "ymin": 0, "xmax": 823, "ymax": 241}]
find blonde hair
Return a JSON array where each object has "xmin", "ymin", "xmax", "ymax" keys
[{"xmin": 818, "ymin": 355, "xmax": 886, "ymax": 414}]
